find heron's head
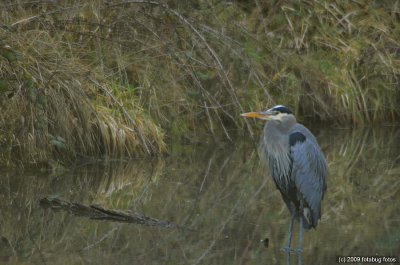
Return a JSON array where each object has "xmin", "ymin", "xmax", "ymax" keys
[{"xmin": 240, "ymin": 105, "xmax": 293, "ymax": 121}]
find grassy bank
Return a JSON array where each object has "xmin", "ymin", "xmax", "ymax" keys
[{"xmin": 0, "ymin": 1, "xmax": 399, "ymax": 165}]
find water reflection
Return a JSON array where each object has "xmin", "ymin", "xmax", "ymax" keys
[{"xmin": 0, "ymin": 127, "xmax": 399, "ymax": 264}]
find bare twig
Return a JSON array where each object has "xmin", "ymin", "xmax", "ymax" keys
[{"xmin": 11, "ymin": 6, "xmax": 77, "ymax": 27}]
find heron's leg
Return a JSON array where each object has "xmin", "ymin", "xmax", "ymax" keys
[
  {"xmin": 297, "ymin": 251, "xmax": 302, "ymax": 265},
  {"xmin": 287, "ymin": 216, "xmax": 294, "ymax": 248},
  {"xmin": 297, "ymin": 215, "xmax": 303, "ymax": 253},
  {"xmin": 291, "ymin": 200, "xmax": 305, "ymax": 253},
  {"xmin": 286, "ymin": 252, "xmax": 291, "ymax": 265},
  {"xmin": 295, "ymin": 218, "xmax": 303, "ymax": 265},
  {"xmin": 280, "ymin": 216, "xmax": 295, "ymax": 253}
]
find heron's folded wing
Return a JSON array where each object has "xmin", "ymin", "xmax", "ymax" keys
[{"xmin": 290, "ymin": 132, "xmax": 327, "ymax": 225}]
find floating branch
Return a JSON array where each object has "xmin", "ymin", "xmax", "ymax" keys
[{"xmin": 40, "ymin": 197, "xmax": 179, "ymax": 229}]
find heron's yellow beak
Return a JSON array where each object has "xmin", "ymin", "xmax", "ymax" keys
[{"xmin": 240, "ymin": 111, "xmax": 272, "ymax": 120}]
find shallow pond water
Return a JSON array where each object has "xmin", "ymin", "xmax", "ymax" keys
[{"xmin": 0, "ymin": 127, "xmax": 399, "ymax": 264}]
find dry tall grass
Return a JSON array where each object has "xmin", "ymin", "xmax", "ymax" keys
[
  {"xmin": 0, "ymin": 1, "xmax": 399, "ymax": 165},
  {"xmin": 0, "ymin": 1, "xmax": 167, "ymax": 165}
]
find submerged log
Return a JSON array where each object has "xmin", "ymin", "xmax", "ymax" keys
[{"xmin": 40, "ymin": 197, "xmax": 179, "ymax": 229}]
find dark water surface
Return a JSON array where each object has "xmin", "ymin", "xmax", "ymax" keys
[{"xmin": 1, "ymin": 127, "xmax": 399, "ymax": 264}]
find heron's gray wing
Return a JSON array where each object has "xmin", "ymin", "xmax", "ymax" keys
[{"xmin": 290, "ymin": 131, "xmax": 327, "ymax": 227}]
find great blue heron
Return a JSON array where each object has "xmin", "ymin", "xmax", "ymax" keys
[{"xmin": 241, "ymin": 105, "xmax": 327, "ymax": 252}]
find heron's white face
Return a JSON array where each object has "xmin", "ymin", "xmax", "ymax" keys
[
  {"xmin": 240, "ymin": 105, "xmax": 293, "ymax": 121},
  {"xmin": 264, "ymin": 111, "xmax": 290, "ymax": 121}
]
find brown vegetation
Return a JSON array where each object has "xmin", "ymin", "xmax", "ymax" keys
[{"xmin": 0, "ymin": 1, "xmax": 399, "ymax": 165}]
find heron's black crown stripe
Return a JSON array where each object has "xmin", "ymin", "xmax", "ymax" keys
[
  {"xmin": 289, "ymin": 132, "xmax": 306, "ymax": 147},
  {"xmin": 271, "ymin": 105, "xmax": 292, "ymax": 114}
]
